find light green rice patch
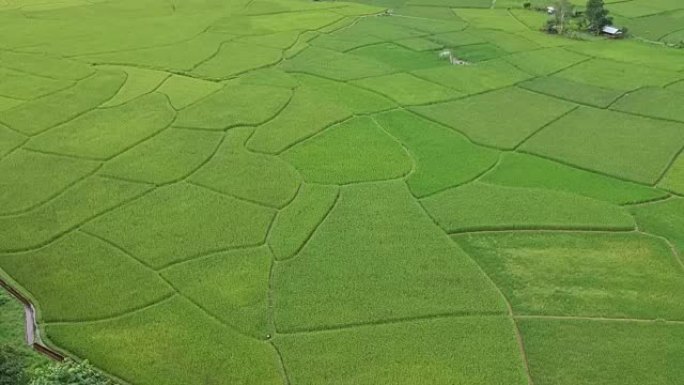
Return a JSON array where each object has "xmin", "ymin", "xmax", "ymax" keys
[
  {"xmin": 508, "ymin": 9, "xmax": 549, "ymax": 30},
  {"xmin": 161, "ymin": 246, "xmax": 272, "ymax": 339},
  {"xmin": 26, "ymin": 93, "xmax": 175, "ymax": 160},
  {"xmin": 82, "ymin": 32, "xmax": 232, "ymax": 72},
  {"xmin": 100, "ymin": 128, "xmax": 223, "ymax": 185},
  {"xmin": 455, "ymin": 232, "xmax": 684, "ymax": 320},
  {"xmin": 469, "ymin": 30, "xmax": 540, "ymax": 53},
  {"xmin": 0, "ymin": 96, "xmax": 23, "ymax": 112},
  {"xmin": 622, "ymin": 10, "xmax": 684, "ymax": 43},
  {"xmin": 521, "ymin": 107, "xmax": 684, "ymax": 184},
  {"xmin": 631, "ymin": 197, "xmax": 684, "ymax": 256},
  {"xmin": 293, "ymin": 73, "xmax": 396, "ymax": 113},
  {"xmin": 513, "ymin": 30, "xmax": 577, "ymax": 48},
  {"xmin": 483, "ymin": 153, "xmax": 667, "ymax": 204},
  {"xmin": 343, "ymin": 16, "xmax": 428, "ymax": 40},
  {"xmin": 454, "ymin": 8, "xmax": 529, "ymax": 32},
  {"xmin": 351, "ymin": 72, "xmax": 460, "ymax": 105},
  {"xmin": 503, "ymin": 47, "xmax": 588, "ymax": 76},
  {"xmin": 411, "ymin": 87, "xmax": 575, "ymax": 149},
  {"xmin": 408, "ymin": 0, "xmax": 491, "ymax": 7},
  {"xmin": 237, "ymin": 68, "xmax": 299, "ymax": 89},
  {"xmin": 0, "ymin": 176, "xmax": 151, "ymax": 252},
  {"xmin": 249, "ymin": 10, "xmax": 343, "ymax": 33},
  {"xmin": 236, "ymin": 30, "xmax": 301, "ymax": 49},
  {"xmin": 567, "ymin": 39, "xmax": 684, "ymax": 72},
  {"xmin": 609, "ymin": 0, "xmax": 680, "ymax": 18},
  {"xmin": 412, "ymin": 59, "xmax": 533, "ymax": 96},
  {"xmin": 395, "ymin": 37, "xmax": 443, "ymax": 51},
  {"xmin": 421, "ymin": 182, "xmax": 635, "ymax": 233},
  {"xmin": 659, "ymin": 154, "xmax": 684, "ymax": 195},
  {"xmin": 276, "ymin": 316, "xmax": 527, "ymax": 385},
  {"xmin": 452, "ymin": 43, "xmax": 508, "ymax": 62},
  {"xmin": 280, "ymin": 46, "xmax": 395, "ymax": 80},
  {"xmin": 191, "ymin": 42, "xmax": 283, "ymax": 80},
  {"xmin": 554, "ymin": 58, "xmax": 681, "ymax": 91},
  {"xmin": 667, "ymin": 80, "xmax": 684, "ymax": 93},
  {"xmin": 373, "ymin": 110, "xmax": 499, "ymax": 197},
  {"xmin": 246, "ymin": 86, "xmax": 353, "ymax": 154},
  {"xmin": 189, "ymin": 128, "xmax": 300, "ymax": 208},
  {"xmin": 519, "ymin": 319, "xmax": 684, "ymax": 385},
  {"xmin": 0, "ymin": 66, "xmax": 73, "ymax": 101},
  {"xmin": 0, "ymin": 70, "xmax": 126, "ymax": 135},
  {"xmin": 0, "ymin": 232, "xmax": 172, "ymax": 322},
  {"xmin": 0, "ymin": 124, "xmax": 25, "ymax": 158},
  {"xmin": 268, "ymin": 183, "xmax": 339, "ymax": 261},
  {"xmin": 101, "ymin": 66, "xmax": 169, "ymax": 107},
  {"xmin": 0, "ymin": 150, "xmax": 99, "ymax": 214},
  {"xmin": 518, "ymin": 76, "xmax": 624, "ymax": 108},
  {"xmin": 45, "ymin": 296, "xmax": 283, "ymax": 385},
  {"xmin": 311, "ymin": 28, "xmax": 385, "ymax": 52},
  {"xmin": 156, "ymin": 75, "xmax": 222, "ymax": 110},
  {"xmin": 394, "ymin": 5, "xmax": 465, "ymax": 20},
  {"xmin": 274, "ymin": 182, "xmax": 505, "ymax": 331},
  {"xmin": 176, "ymin": 81, "xmax": 292, "ymax": 129},
  {"xmin": 383, "ymin": 13, "xmax": 468, "ymax": 34},
  {"xmin": 348, "ymin": 43, "xmax": 446, "ymax": 71},
  {"xmin": 281, "ymin": 116, "xmax": 412, "ymax": 184},
  {"xmin": 83, "ymin": 183, "xmax": 275, "ymax": 269},
  {"xmin": 429, "ymin": 30, "xmax": 487, "ymax": 47},
  {"xmin": 611, "ymin": 87, "xmax": 684, "ymax": 123},
  {"xmin": 0, "ymin": 50, "xmax": 94, "ymax": 80}
]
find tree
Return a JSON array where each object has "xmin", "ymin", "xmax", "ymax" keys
[
  {"xmin": 30, "ymin": 359, "xmax": 113, "ymax": 385},
  {"xmin": 0, "ymin": 345, "xmax": 29, "ymax": 385},
  {"xmin": 545, "ymin": 0, "xmax": 574, "ymax": 35},
  {"xmin": 585, "ymin": 0, "xmax": 612, "ymax": 33}
]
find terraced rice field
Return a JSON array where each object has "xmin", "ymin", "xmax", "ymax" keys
[{"xmin": 0, "ymin": 0, "xmax": 683, "ymax": 384}]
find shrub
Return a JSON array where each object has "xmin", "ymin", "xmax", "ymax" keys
[
  {"xmin": 30, "ymin": 359, "xmax": 113, "ymax": 385},
  {"xmin": 0, "ymin": 345, "xmax": 29, "ymax": 385}
]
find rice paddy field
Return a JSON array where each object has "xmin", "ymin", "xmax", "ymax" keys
[{"xmin": 0, "ymin": 0, "xmax": 683, "ymax": 384}]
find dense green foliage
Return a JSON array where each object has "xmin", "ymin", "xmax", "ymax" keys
[
  {"xmin": 0, "ymin": 345, "xmax": 29, "ymax": 385},
  {"xmin": 1, "ymin": 0, "xmax": 683, "ymax": 384},
  {"xmin": 30, "ymin": 360, "xmax": 113, "ymax": 385}
]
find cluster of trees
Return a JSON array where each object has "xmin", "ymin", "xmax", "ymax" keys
[
  {"xmin": 1, "ymin": 346, "xmax": 113, "ymax": 385},
  {"xmin": 544, "ymin": 0, "xmax": 614, "ymax": 35}
]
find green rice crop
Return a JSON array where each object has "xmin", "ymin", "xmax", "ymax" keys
[
  {"xmin": 521, "ymin": 107, "xmax": 684, "ymax": 184},
  {"xmin": 351, "ymin": 72, "xmax": 460, "ymax": 105},
  {"xmin": 0, "ymin": 232, "xmax": 172, "ymax": 322},
  {"xmin": 190, "ymin": 128, "xmax": 301, "ymax": 208},
  {"xmin": 100, "ymin": 128, "xmax": 223, "ymax": 185},
  {"xmin": 275, "ymin": 316, "xmax": 527, "ymax": 385},
  {"xmin": 421, "ymin": 182, "xmax": 635, "ymax": 233},
  {"xmin": 373, "ymin": 110, "xmax": 499, "ymax": 197},
  {"xmin": 455, "ymin": 232, "xmax": 684, "ymax": 320},
  {"xmin": 281, "ymin": 116, "xmax": 412, "ymax": 184},
  {"xmin": 161, "ymin": 246, "xmax": 272, "ymax": 338},
  {"xmin": 412, "ymin": 86, "xmax": 575, "ymax": 149},
  {"xmin": 0, "ymin": 150, "xmax": 99, "ymax": 214},
  {"xmin": 519, "ymin": 319, "xmax": 684, "ymax": 385},
  {"xmin": 611, "ymin": 87, "xmax": 684, "ymax": 123},
  {"xmin": 482, "ymin": 153, "xmax": 667, "ymax": 204},
  {"xmin": 274, "ymin": 182, "xmax": 505, "ymax": 331},
  {"xmin": 26, "ymin": 93, "xmax": 175, "ymax": 159},
  {"xmin": 83, "ymin": 183, "xmax": 275, "ymax": 269},
  {"xmin": 0, "ymin": 70, "xmax": 126, "ymax": 135},
  {"xmin": 268, "ymin": 183, "xmax": 339, "ymax": 261},
  {"xmin": 45, "ymin": 296, "xmax": 283, "ymax": 385}
]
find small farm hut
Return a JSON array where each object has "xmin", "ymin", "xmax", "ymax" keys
[{"xmin": 601, "ymin": 25, "xmax": 623, "ymax": 38}]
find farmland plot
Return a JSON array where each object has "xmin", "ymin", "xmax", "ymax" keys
[{"xmin": 1, "ymin": 0, "xmax": 683, "ymax": 384}]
